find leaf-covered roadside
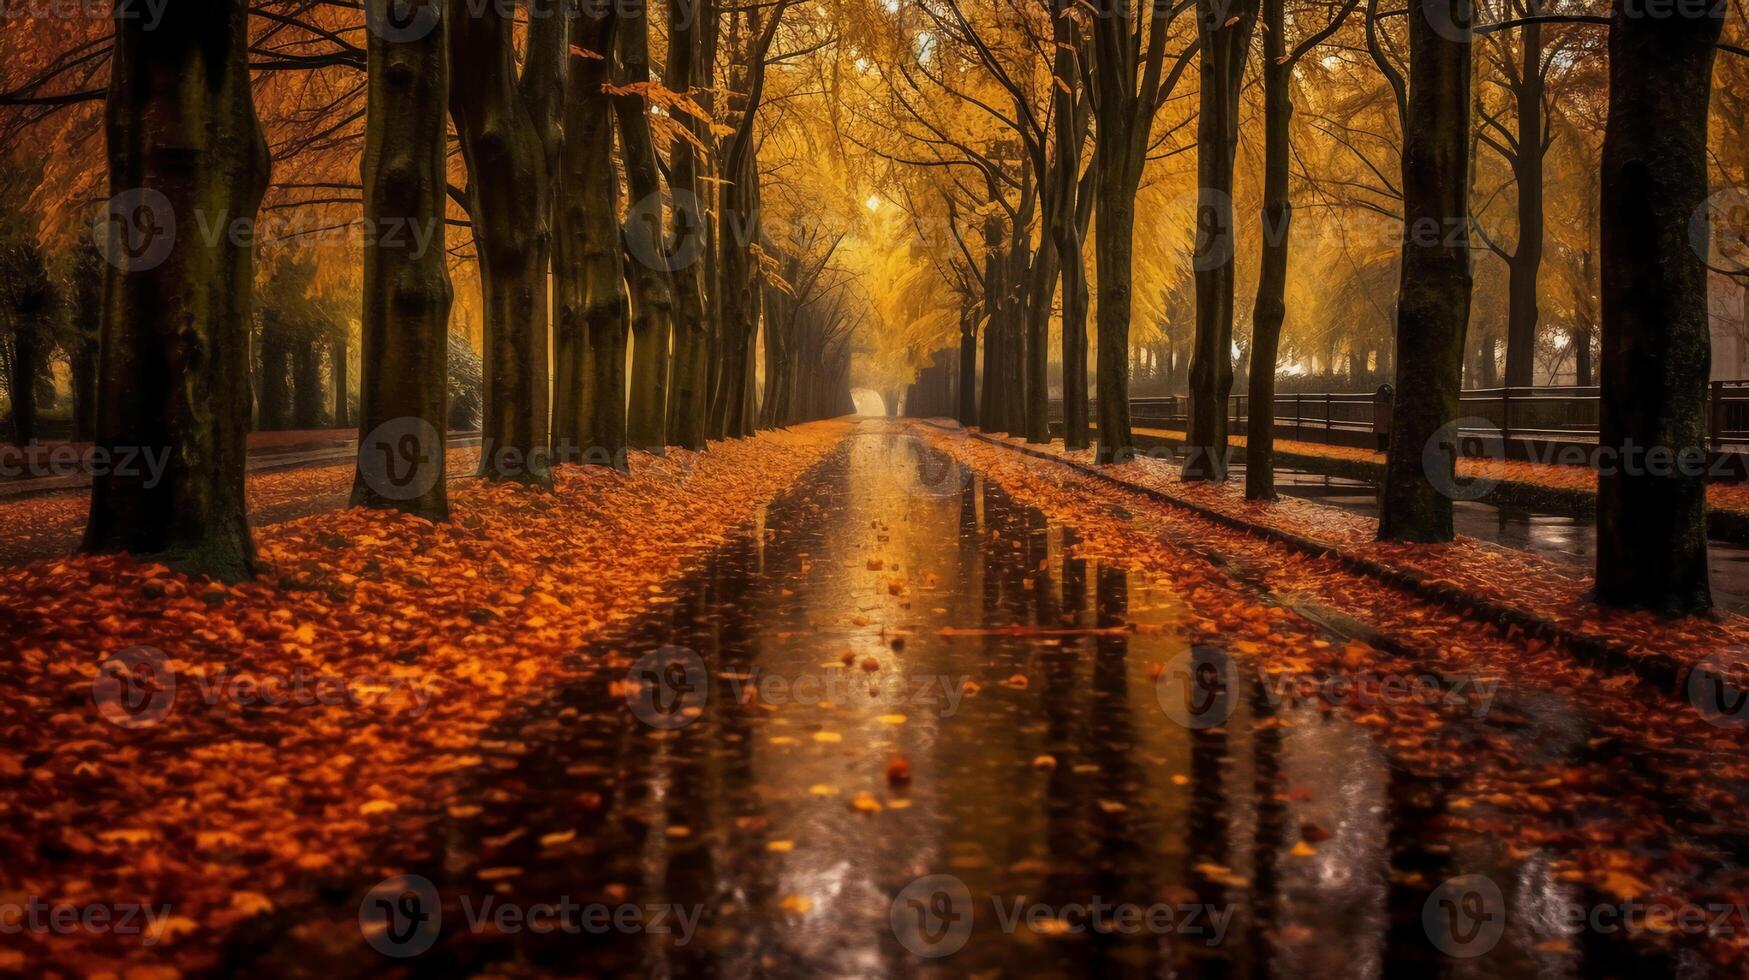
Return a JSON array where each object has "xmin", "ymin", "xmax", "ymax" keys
[
  {"xmin": 924, "ymin": 424, "xmax": 1749, "ymax": 969},
  {"xmin": 0, "ymin": 448, "xmax": 483, "ymax": 566},
  {"xmin": 0, "ymin": 421, "xmax": 849, "ymax": 976},
  {"xmin": 1013, "ymin": 428, "xmax": 1749, "ymax": 678}
]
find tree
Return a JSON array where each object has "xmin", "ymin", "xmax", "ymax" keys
[
  {"xmin": 1089, "ymin": 0, "xmax": 1197, "ymax": 463},
  {"xmin": 617, "ymin": 0, "xmax": 677, "ymax": 453},
  {"xmin": 1593, "ymin": 0, "xmax": 1724, "ymax": 614},
  {"xmin": 351, "ymin": 0, "xmax": 453, "ymax": 519},
  {"xmin": 1182, "ymin": 0, "xmax": 1259, "ymax": 481},
  {"xmin": 448, "ymin": 0, "xmax": 557, "ymax": 487},
  {"xmin": 554, "ymin": 2, "xmax": 631, "ymax": 468},
  {"xmin": 666, "ymin": 0, "xmax": 715, "ymax": 450},
  {"xmin": 1244, "ymin": 0, "xmax": 1356, "ymax": 500},
  {"xmin": 84, "ymin": 0, "xmax": 270, "ymax": 581},
  {"xmin": 1378, "ymin": 0, "xmax": 1474, "ymax": 542}
]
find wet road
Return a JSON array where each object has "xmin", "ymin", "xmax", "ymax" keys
[{"xmin": 250, "ymin": 425, "xmax": 1728, "ymax": 977}]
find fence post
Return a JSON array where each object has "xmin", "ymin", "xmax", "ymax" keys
[
  {"xmin": 1295, "ymin": 394, "xmax": 1302, "ymax": 442},
  {"xmin": 1324, "ymin": 394, "xmax": 1332, "ymax": 444},
  {"xmin": 1712, "ymin": 381, "xmax": 1723, "ymax": 451},
  {"xmin": 1500, "ymin": 388, "xmax": 1512, "ymax": 449}
]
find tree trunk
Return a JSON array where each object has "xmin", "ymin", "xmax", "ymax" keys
[
  {"xmin": 666, "ymin": 0, "xmax": 712, "ymax": 449},
  {"xmin": 1184, "ymin": 0, "xmax": 1256, "ymax": 481},
  {"xmin": 1247, "ymin": 0, "xmax": 1289, "ymax": 500},
  {"xmin": 449, "ymin": 0, "xmax": 553, "ymax": 486},
  {"xmin": 554, "ymin": 4, "xmax": 629, "ymax": 469},
  {"xmin": 352, "ymin": 0, "xmax": 452, "ymax": 519},
  {"xmin": 1594, "ymin": 0, "xmax": 1721, "ymax": 614},
  {"xmin": 7, "ymin": 324, "xmax": 38, "ymax": 446},
  {"xmin": 957, "ymin": 306, "xmax": 978, "ymax": 426},
  {"xmin": 1093, "ymin": 164, "xmax": 1137, "ymax": 463},
  {"xmin": 258, "ymin": 327, "xmax": 290, "ymax": 431},
  {"xmin": 1502, "ymin": 18, "xmax": 1545, "ymax": 389},
  {"xmin": 330, "ymin": 332, "xmax": 348, "ymax": 428},
  {"xmin": 1378, "ymin": 0, "xmax": 1473, "ymax": 542},
  {"xmin": 1054, "ymin": 23, "xmax": 1091, "ymax": 451},
  {"xmin": 84, "ymin": 0, "xmax": 269, "ymax": 580},
  {"xmin": 292, "ymin": 339, "xmax": 323, "ymax": 429}
]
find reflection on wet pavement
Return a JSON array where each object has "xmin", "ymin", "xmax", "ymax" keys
[{"xmin": 260, "ymin": 425, "xmax": 1712, "ymax": 977}]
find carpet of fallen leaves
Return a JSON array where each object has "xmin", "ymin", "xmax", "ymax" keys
[
  {"xmin": 0, "ymin": 421, "xmax": 849, "ymax": 976},
  {"xmin": 1133, "ymin": 426, "xmax": 1749, "ymax": 516},
  {"xmin": 926, "ymin": 423, "xmax": 1749, "ymax": 968},
  {"xmin": 0, "ymin": 449, "xmax": 482, "ymax": 564}
]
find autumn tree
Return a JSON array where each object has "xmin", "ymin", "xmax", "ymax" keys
[
  {"xmin": 1242, "ymin": 0, "xmax": 1355, "ymax": 500},
  {"xmin": 351, "ymin": 0, "xmax": 453, "ymax": 519},
  {"xmin": 1181, "ymin": 0, "xmax": 1258, "ymax": 482},
  {"xmin": 1594, "ymin": 0, "xmax": 1725, "ymax": 613},
  {"xmin": 448, "ymin": 0, "xmax": 558, "ymax": 487},
  {"xmin": 1377, "ymin": 0, "xmax": 1474, "ymax": 542},
  {"xmin": 83, "ymin": 0, "xmax": 270, "ymax": 581}
]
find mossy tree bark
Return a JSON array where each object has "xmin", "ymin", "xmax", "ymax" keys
[
  {"xmin": 352, "ymin": 0, "xmax": 453, "ymax": 519},
  {"xmin": 448, "ymin": 0, "xmax": 554, "ymax": 487},
  {"xmin": 1594, "ymin": 0, "xmax": 1722, "ymax": 614},
  {"xmin": 84, "ymin": 0, "xmax": 268, "ymax": 581},
  {"xmin": 1378, "ymin": 0, "xmax": 1474, "ymax": 542}
]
